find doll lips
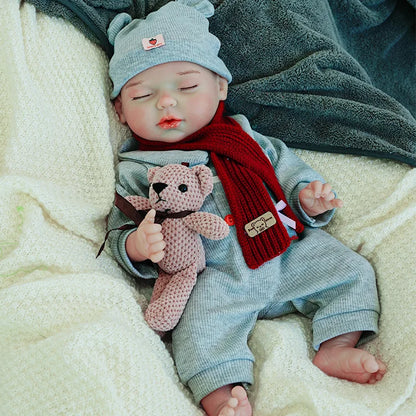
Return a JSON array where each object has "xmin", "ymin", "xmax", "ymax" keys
[{"xmin": 158, "ymin": 117, "xmax": 182, "ymax": 129}]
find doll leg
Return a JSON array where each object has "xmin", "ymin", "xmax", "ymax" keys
[
  {"xmin": 145, "ymin": 263, "xmax": 198, "ymax": 331},
  {"xmin": 267, "ymin": 227, "xmax": 386, "ymax": 384}
]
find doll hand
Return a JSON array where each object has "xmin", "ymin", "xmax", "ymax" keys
[
  {"xmin": 299, "ymin": 181, "xmax": 343, "ymax": 217},
  {"xmin": 126, "ymin": 209, "xmax": 166, "ymax": 263}
]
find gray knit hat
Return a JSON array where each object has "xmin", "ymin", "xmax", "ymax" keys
[{"xmin": 107, "ymin": 0, "xmax": 232, "ymax": 99}]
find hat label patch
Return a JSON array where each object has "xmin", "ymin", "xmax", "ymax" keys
[{"xmin": 142, "ymin": 34, "xmax": 165, "ymax": 50}]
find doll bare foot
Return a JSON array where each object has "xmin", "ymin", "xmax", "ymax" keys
[
  {"xmin": 201, "ymin": 385, "xmax": 252, "ymax": 416},
  {"xmin": 313, "ymin": 332, "xmax": 387, "ymax": 384}
]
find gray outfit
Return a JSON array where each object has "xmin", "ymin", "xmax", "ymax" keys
[{"xmin": 108, "ymin": 114, "xmax": 380, "ymax": 403}]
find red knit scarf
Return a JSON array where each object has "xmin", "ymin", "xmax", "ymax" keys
[{"xmin": 134, "ymin": 102, "xmax": 304, "ymax": 269}]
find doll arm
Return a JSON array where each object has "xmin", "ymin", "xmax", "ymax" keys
[
  {"xmin": 298, "ymin": 180, "xmax": 343, "ymax": 217},
  {"xmin": 183, "ymin": 212, "xmax": 229, "ymax": 240},
  {"xmin": 125, "ymin": 209, "xmax": 166, "ymax": 263},
  {"xmin": 124, "ymin": 196, "xmax": 165, "ymax": 262}
]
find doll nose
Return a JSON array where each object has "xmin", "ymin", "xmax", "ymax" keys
[
  {"xmin": 152, "ymin": 182, "xmax": 168, "ymax": 195},
  {"xmin": 157, "ymin": 92, "xmax": 177, "ymax": 109}
]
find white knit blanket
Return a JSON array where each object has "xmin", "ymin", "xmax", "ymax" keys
[{"xmin": 1, "ymin": 3, "xmax": 415, "ymax": 415}]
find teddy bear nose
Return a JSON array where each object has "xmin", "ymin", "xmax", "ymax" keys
[{"xmin": 152, "ymin": 182, "xmax": 168, "ymax": 195}]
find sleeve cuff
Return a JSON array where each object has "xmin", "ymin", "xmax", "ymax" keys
[{"xmin": 114, "ymin": 228, "xmax": 158, "ymax": 279}]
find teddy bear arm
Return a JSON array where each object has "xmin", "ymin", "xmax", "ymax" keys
[
  {"xmin": 125, "ymin": 195, "xmax": 152, "ymax": 210},
  {"xmin": 183, "ymin": 212, "xmax": 229, "ymax": 240}
]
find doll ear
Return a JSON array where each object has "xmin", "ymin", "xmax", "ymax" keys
[
  {"xmin": 147, "ymin": 166, "xmax": 160, "ymax": 183},
  {"xmin": 192, "ymin": 165, "xmax": 213, "ymax": 197},
  {"xmin": 113, "ymin": 96, "xmax": 126, "ymax": 123}
]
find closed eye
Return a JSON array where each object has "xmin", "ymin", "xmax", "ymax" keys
[
  {"xmin": 132, "ymin": 93, "xmax": 152, "ymax": 100},
  {"xmin": 180, "ymin": 84, "xmax": 198, "ymax": 91}
]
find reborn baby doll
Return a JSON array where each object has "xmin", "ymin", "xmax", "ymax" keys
[{"xmin": 106, "ymin": 1, "xmax": 386, "ymax": 415}]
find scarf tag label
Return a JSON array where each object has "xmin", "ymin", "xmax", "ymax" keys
[{"xmin": 245, "ymin": 211, "xmax": 276, "ymax": 237}]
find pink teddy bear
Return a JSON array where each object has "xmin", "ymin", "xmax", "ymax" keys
[{"xmin": 126, "ymin": 164, "xmax": 229, "ymax": 332}]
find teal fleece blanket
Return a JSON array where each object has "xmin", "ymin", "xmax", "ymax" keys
[{"xmin": 25, "ymin": 0, "xmax": 416, "ymax": 165}]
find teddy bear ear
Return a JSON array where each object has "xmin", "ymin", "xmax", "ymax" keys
[
  {"xmin": 147, "ymin": 166, "xmax": 160, "ymax": 183},
  {"xmin": 192, "ymin": 165, "xmax": 213, "ymax": 197}
]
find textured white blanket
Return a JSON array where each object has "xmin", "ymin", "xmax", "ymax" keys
[{"xmin": 1, "ymin": 2, "xmax": 415, "ymax": 415}]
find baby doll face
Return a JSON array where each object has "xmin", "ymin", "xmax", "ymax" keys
[{"xmin": 115, "ymin": 61, "xmax": 228, "ymax": 143}]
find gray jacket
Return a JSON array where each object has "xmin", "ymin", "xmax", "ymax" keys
[{"xmin": 107, "ymin": 114, "xmax": 334, "ymax": 279}]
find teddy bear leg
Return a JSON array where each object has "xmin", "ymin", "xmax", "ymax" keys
[
  {"xmin": 149, "ymin": 271, "xmax": 171, "ymax": 304},
  {"xmin": 146, "ymin": 272, "xmax": 172, "ymax": 337},
  {"xmin": 145, "ymin": 263, "xmax": 198, "ymax": 332}
]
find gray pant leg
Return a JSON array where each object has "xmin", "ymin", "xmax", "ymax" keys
[
  {"xmin": 173, "ymin": 227, "xmax": 380, "ymax": 403},
  {"xmin": 261, "ymin": 227, "xmax": 380, "ymax": 349},
  {"xmin": 172, "ymin": 266, "xmax": 260, "ymax": 404}
]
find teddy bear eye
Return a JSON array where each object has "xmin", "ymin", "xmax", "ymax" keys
[{"xmin": 178, "ymin": 184, "xmax": 188, "ymax": 193}]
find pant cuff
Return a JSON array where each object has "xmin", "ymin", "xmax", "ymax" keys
[
  {"xmin": 312, "ymin": 309, "xmax": 379, "ymax": 350},
  {"xmin": 187, "ymin": 359, "xmax": 253, "ymax": 404}
]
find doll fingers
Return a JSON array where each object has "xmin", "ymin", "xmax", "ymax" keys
[
  {"xmin": 332, "ymin": 198, "xmax": 344, "ymax": 208},
  {"xmin": 149, "ymin": 249, "xmax": 165, "ymax": 263},
  {"xmin": 141, "ymin": 222, "xmax": 162, "ymax": 236},
  {"xmin": 142, "ymin": 209, "xmax": 156, "ymax": 224},
  {"xmin": 149, "ymin": 238, "xmax": 166, "ymax": 254},
  {"xmin": 147, "ymin": 232, "xmax": 164, "ymax": 244},
  {"xmin": 308, "ymin": 180, "xmax": 323, "ymax": 194},
  {"xmin": 316, "ymin": 182, "xmax": 332, "ymax": 198},
  {"xmin": 324, "ymin": 190, "xmax": 335, "ymax": 201}
]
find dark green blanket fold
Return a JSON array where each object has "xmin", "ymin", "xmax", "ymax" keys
[
  {"xmin": 211, "ymin": 0, "xmax": 416, "ymax": 165},
  {"xmin": 25, "ymin": 0, "xmax": 416, "ymax": 165}
]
